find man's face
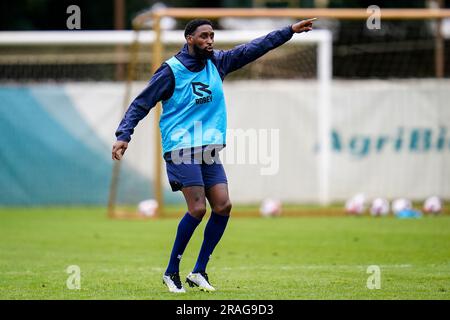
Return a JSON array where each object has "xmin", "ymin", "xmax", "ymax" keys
[{"xmin": 187, "ymin": 24, "xmax": 215, "ymax": 59}]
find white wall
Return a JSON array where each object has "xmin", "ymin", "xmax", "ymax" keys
[{"xmin": 65, "ymin": 79, "xmax": 450, "ymax": 203}]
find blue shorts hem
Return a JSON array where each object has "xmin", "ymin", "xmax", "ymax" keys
[{"xmin": 169, "ymin": 181, "xmax": 204, "ymax": 192}]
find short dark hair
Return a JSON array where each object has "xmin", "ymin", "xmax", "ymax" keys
[{"xmin": 184, "ymin": 19, "xmax": 213, "ymax": 38}]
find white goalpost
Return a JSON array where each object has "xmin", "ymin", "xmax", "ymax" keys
[{"xmin": 0, "ymin": 28, "xmax": 333, "ymax": 214}]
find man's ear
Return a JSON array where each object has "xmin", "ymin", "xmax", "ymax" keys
[{"xmin": 186, "ymin": 34, "xmax": 193, "ymax": 45}]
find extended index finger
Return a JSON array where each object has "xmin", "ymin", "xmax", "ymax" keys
[{"xmin": 300, "ymin": 18, "xmax": 317, "ymax": 27}]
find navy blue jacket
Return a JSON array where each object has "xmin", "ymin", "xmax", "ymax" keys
[{"xmin": 115, "ymin": 26, "xmax": 294, "ymax": 142}]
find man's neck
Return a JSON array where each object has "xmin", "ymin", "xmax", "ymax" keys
[{"xmin": 187, "ymin": 45, "xmax": 196, "ymax": 57}]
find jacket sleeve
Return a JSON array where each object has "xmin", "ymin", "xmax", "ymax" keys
[
  {"xmin": 213, "ymin": 26, "xmax": 294, "ymax": 79},
  {"xmin": 115, "ymin": 63, "xmax": 174, "ymax": 142}
]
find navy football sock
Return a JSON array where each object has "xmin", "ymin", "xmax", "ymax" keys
[
  {"xmin": 193, "ymin": 212, "xmax": 229, "ymax": 273},
  {"xmin": 165, "ymin": 212, "xmax": 201, "ymax": 275}
]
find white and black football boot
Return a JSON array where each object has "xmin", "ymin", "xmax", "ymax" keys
[
  {"xmin": 186, "ymin": 272, "xmax": 216, "ymax": 292},
  {"xmin": 162, "ymin": 272, "xmax": 186, "ymax": 293}
]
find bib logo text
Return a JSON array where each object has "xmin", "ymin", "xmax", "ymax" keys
[{"xmin": 192, "ymin": 82, "xmax": 213, "ymax": 105}]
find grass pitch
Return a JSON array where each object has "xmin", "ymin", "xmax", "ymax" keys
[{"xmin": 0, "ymin": 207, "xmax": 449, "ymax": 300}]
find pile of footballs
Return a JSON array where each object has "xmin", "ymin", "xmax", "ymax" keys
[{"xmin": 345, "ymin": 193, "xmax": 443, "ymax": 218}]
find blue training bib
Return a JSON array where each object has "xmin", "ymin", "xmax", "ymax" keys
[{"xmin": 160, "ymin": 57, "xmax": 227, "ymax": 154}]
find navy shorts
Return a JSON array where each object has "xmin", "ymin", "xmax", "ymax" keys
[{"xmin": 164, "ymin": 148, "xmax": 228, "ymax": 192}]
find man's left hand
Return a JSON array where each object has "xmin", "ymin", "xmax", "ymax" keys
[{"xmin": 291, "ymin": 18, "xmax": 317, "ymax": 33}]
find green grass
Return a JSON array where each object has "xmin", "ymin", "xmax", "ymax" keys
[{"xmin": 0, "ymin": 207, "xmax": 449, "ymax": 299}]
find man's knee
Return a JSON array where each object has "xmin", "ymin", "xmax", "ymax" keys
[
  {"xmin": 213, "ymin": 200, "xmax": 232, "ymax": 216},
  {"xmin": 189, "ymin": 206, "xmax": 207, "ymax": 219}
]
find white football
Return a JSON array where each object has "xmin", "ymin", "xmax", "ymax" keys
[
  {"xmin": 423, "ymin": 196, "xmax": 442, "ymax": 214},
  {"xmin": 370, "ymin": 198, "xmax": 390, "ymax": 216},
  {"xmin": 392, "ymin": 198, "xmax": 412, "ymax": 214},
  {"xmin": 345, "ymin": 193, "xmax": 366, "ymax": 215},
  {"xmin": 138, "ymin": 199, "xmax": 159, "ymax": 217},
  {"xmin": 260, "ymin": 198, "xmax": 282, "ymax": 217}
]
